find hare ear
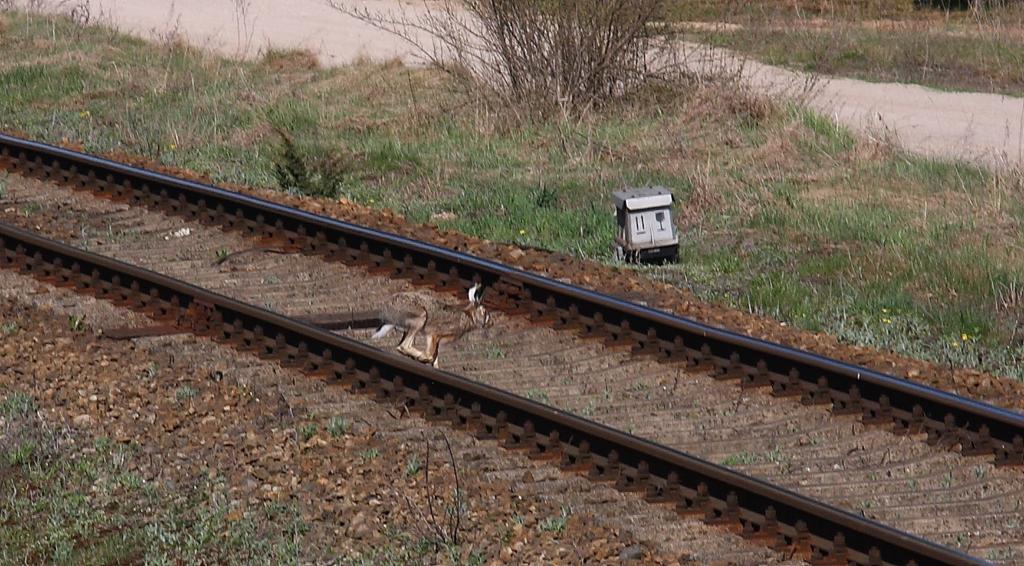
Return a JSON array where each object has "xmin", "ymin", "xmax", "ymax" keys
[{"xmin": 468, "ymin": 283, "xmax": 481, "ymax": 304}]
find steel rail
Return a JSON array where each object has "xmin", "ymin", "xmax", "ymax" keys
[
  {"xmin": 1, "ymin": 133, "xmax": 1022, "ymax": 467},
  {"xmin": 0, "ymin": 220, "xmax": 985, "ymax": 566}
]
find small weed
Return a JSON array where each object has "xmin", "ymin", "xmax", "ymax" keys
[
  {"xmin": 974, "ymin": 466, "xmax": 988, "ymax": 480},
  {"xmin": 485, "ymin": 345, "xmax": 506, "ymax": 359},
  {"xmin": 0, "ymin": 175, "xmax": 7, "ymax": 199},
  {"xmin": 270, "ymin": 126, "xmax": 348, "ymax": 199},
  {"xmin": 0, "ymin": 321, "xmax": 17, "ymax": 335},
  {"xmin": 19, "ymin": 202, "xmax": 41, "ymax": 216},
  {"xmin": 215, "ymin": 248, "xmax": 230, "ymax": 261},
  {"xmin": 986, "ymin": 548, "xmax": 1015, "ymax": 561},
  {"xmin": 6, "ymin": 440, "xmax": 36, "ymax": 466},
  {"xmin": 538, "ymin": 506, "xmax": 571, "ymax": 534},
  {"xmin": 359, "ymin": 447, "xmax": 380, "ymax": 461},
  {"xmin": 327, "ymin": 416, "xmax": 348, "ymax": 438},
  {"xmin": 175, "ymin": 385, "xmax": 198, "ymax": 403},
  {"xmin": 1, "ymin": 391, "xmax": 35, "ymax": 417},
  {"xmin": 579, "ymin": 399, "xmax": 597, "ymax": 417},
  {"xmin": 907, "ymin": 478, "xmax": 919, "ymax": 490},
  {"xmin": 298, "ymin": 423, "xmax": 317, "ymax": 442},
  {"xmin": 67, "ymin": 314, "xmax": 86, "ymax": 332},
  {"xmin": 940, "ymin": 471, "xmax": 954, "ymax": 489},
  {"xmin": 720, "ymin": 452, "xmax": 760, "ymax": 466},
  {"xmin": 532, "ymin": 185, "xmax": 558, "ymax": 209},
  {"xmin": 405, "ymin": 454, "xmax": 421, "ymax": 476},
  {"xmin": 464, "ymin": 550, "xmax": 485, "ymax": 566},
  {"xmin": 525, "ymin": 389, "xmax": 549, "ymax": 404},
  {"xmin": 261, "ymin": 275, "xmax": 282, "ymax": 285}
]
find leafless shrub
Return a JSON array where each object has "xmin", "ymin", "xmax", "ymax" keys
[
  {"xmin": 332, "ymin": 0, "xmax": 681, "ymax": 117},
  {"xmin": 402, "ymin": 432, "xmax": 466, "ymax": 549},
  {"xmin": 68, "ymin": 0, "xmax": 89, "ymax": 26},
  {"xmin": 230, "ymin": 0, "xmax": 256, "ymax": 57}
]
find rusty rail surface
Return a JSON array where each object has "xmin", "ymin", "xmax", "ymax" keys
[
  {"xmin": 2, "ymin": 133, "xmax": 1022, "ymax": 468},
  {"xmin": 0, "ymin": 220, "xmax": 985, "ymax": 565}
]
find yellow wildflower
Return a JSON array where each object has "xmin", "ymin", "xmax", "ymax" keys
[
  {"xmin": 882, "ymin": 318, "xmax": 892, "ymax": 324},
  {"xmin": 518, "ymin": 229, "xmax": 526, "ymax": 235},
  {"xmin": 961, "ymin": 333, "xmax": 969, "ymax": 342}
]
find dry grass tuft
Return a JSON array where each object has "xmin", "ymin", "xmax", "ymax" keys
[{"xmin": 260, "ymin": 47, "xmax": 320, "ymax": 71}]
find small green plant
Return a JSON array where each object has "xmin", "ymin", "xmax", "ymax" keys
[
  {"xmin": 359, "ymin": 447, "xmax": 380, "ymax": 461},
  {"xmin": 940, "ymin": 471, "xmax": 954, "ymax": 489},
  {"xmin": 538, "ymin": 506, "xmax": 571, "ymax": 533},
  {"xmin": 629, "ymin": 380, "xmax": 648, "ymax": 392},
  {"xmin": 0, "ymin": 176, "xmax": 7, "ymax": 199},
  {"xmin": 986, "ymin": 548, "xmax": 1014, "ymax": 561},
  {"xmin": 2, "ymin": 391, "xmax": 36, "ymax": 418},
  {"xmin": 405, "ymin": 454, "xmax": 421, "ymax": 476},
  {"xmin": 271, "ymin": 126, "xmax": 348, "ymax": 199},
  {"xmin": 525, "ymin": 389, "xmax": 549, "ymax": 404},
  {"xmin": 67, "ymin": 314, "xmax": 86, "ymax": 332},
  {"xmin": 327, "ymin": 416, "xmax": 349, "ymax": 438},
  {"xmin": 485, "ymin": 345, "xmax": 506, "ymax": 359},
  {"xmin": 19, "ymin": 202, "xmax": 41, "ymax": 216},
  {"xmin": 1, "ymin": 321, "xmax": 18, "ymax": 335},
  {"xmin": 720, "ymin": 452, "xmax": 760, "ymax": 466},
  {"xmin": 175, "ymin": 385, "xmax": 198, "ymax": 403},
  {"xmin": 7, "ymin": 440, "xmax": 36, "ymax": 466},
  {"xmin": 532, "ymin": 185, "xmax": 558, "ymax": 209},
  {"xmin": 215, "ymin": 248, "xmax": 230, "ymax": 261},
  {"xmin": 298, "ymin": 423, "xmax": 317, "ymax": 442},
  {"xmin": 974, "ymin": 466, "xmax": 988, "ymax": 480},
  {"xmin": 579, "ymin": 399, "xmax": 597, "ymax": 417}
]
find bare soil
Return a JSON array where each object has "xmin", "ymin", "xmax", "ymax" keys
[{"xmin": 3, "ymin": 171, "xmax": 1024, "ymax": 561}]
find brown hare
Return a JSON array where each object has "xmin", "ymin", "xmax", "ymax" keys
[{"xmin": 372, "ymin": 283, "xmax": 490, "ymax": 367}]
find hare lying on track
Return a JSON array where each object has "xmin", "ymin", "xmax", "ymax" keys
[{"xmin": 371, "ymin": 283, "xmax": 490, "ymax": 368}]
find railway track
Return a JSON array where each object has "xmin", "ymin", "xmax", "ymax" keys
[
  {"xmin": 0, "ymin": 219, "xmax": 984, "ymax": 566},
  {"xmin": 1, "ymin": 133, "xmax": 1023, "ymax": 561},
  {"xmin": 1, "ymin": 133, "xmax": 1020, "ymax": 467}
]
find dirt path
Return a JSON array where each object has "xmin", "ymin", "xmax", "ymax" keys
[{"xmin": 32, "ymin": 0, "xmax": 1023, "ymax": 168}]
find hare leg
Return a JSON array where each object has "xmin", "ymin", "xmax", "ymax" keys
[
  {"xmin": 424, "ymin": 334, "xmax": 442, "ymax": 367},
  {"xmin": 397, "ymin": 313, "xmax": 428, "ymax": 360},
  {"xmin": 371, "ymin": 324, "xmax": 396, "ymax": 339}
]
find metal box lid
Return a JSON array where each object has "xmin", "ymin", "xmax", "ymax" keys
[{"xmin": 612, "ymin": 186, "xmax": 673, "ymax": 211}]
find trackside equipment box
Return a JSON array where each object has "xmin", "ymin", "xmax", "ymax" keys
[{"xmin": 612, "ymin": 186, "xmax": 678, "ymax": 263}]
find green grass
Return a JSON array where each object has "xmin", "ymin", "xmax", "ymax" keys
[
  {"xmin": 1, "ymin": 10, "xmax": 1023, "ymax": 381},
  {"xmin": 0, "ymin": 415, "xmax": 308, "ymax": 565},
  {"xmin": 669, "ymin": 2, "xmax": 1024, "ymax": 95}
]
